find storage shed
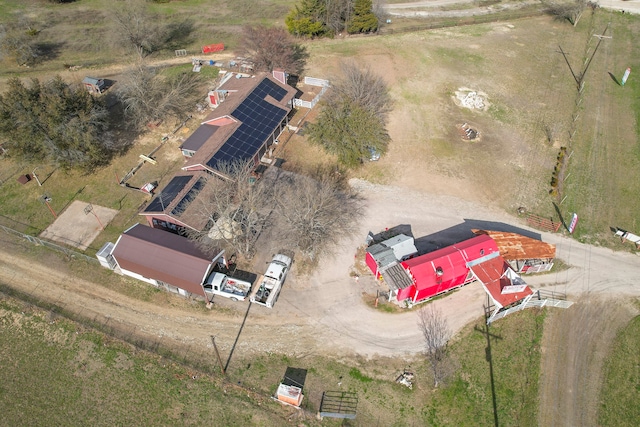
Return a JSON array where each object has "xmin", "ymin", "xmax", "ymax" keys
[
  {"xmin": 82, "ymin": 76, "xmax": 105, "ymax": 94},
  {"xmin": 110, "ymin": 223, "xmax": 223, "ymax": 298}
]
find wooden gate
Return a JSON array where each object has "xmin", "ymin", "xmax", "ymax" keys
[{"xmin": 525, "ymin": 213, "xmax": 562, "ymax": 232}]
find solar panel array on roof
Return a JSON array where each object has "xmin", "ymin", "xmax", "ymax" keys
[
  {"xmin": 171, "ymin": 177, "xmax": 206, "ymax": 216},
  {"xmin": 206, "ymin": 78, "xmax": 288, "ymax": 170},
  {"xmin": 180, "ymin": 124, "xmax": 218, "ymax": 152},
  {"xmin": 144, "ymin": 175, "xmax": 193, "ymax": 213}
]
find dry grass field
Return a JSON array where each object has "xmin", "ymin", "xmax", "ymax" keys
[
  {"xmin": 289, "ymin": 11, "xmax": 640, "ymax": 247},
  {"xmin": 1, "ymin": 2, "xmax": 640, "ymax": 426}
]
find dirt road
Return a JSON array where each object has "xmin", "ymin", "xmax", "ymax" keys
[{"xmin": 2, "ymin": 178, "xmax": 639, "ymax": 362}]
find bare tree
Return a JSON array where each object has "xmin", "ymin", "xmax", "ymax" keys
[
  {"xmin": 332, "ymin": 61, "xmax": 392, "ymax": 121},
  {"xmin": 117, "ymin": 63, "xmax": 203, "ymax": 130},
  {"xmin": 325, "ymin": 0, "xmax": 353, "ymax": 35},
  {"xmin": 238, "ymin": 25, "xmax": 308, "ymax": 76},
  {"xmin": 545, "ymin": 0, "xmax": 589, "ymax": 26},
  {"xmin": 111, "ymin": 0, "xmax": 166, "ymax": 58},
  {"xmin": 0, "ymin": 18, "xmax": 41, "ymax": 66},
  {"xmin": 308, "ymin": 61, "xmax": 392, "ymax": 166},
  {"xmin": 273, "ymin": 169, "xmax": 363, "ymax": 261},
  {"xmin": 372, "ymin": 0, "xmax": 388, "ymax": 22},
  {"xmin": 189, "ymin": 160, "xmax": 273, "ymax": 259},
  {"xmin": 417, "ymin": 304, "xmax": 452, "ymax": 387}
]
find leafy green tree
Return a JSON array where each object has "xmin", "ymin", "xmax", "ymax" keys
[
  {"xmin": 307, "ymin": 62, "xmax": 391, "ymax": 167},
  {"xmin": 285, "ymin": 0, "xmax": 328, "ymax": 38},
  {"xmin": 0, "ymin": 77, "xmax": 113, "ymax": 171},
  {"xmin": 348, "ymin": 0, "xmax": 379, "ymax": 34}
]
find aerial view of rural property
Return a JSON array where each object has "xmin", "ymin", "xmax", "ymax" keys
[{"xmin": 1, "ymin": 0, "xmax": 639, "ymax": 425}]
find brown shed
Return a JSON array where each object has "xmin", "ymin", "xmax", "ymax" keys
[{"xmin": 111, "ymin": 223, "xmax": 222, "ymax": 297}]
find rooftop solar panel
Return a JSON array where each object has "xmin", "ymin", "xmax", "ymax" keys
[
  {"xmin": 144, "ymin": 175, "xmax": 193, "ymax": 213},
  {"xmin": 254, "ymin": 78, "xmax": 288, "ymax": 102},
  {"xmin": 171, "ymin": 177, "xmax": 206, "ymax": 216},
  {"xmin": 205, "ymin": 77, "xmax": 288, "ymax": 171}
]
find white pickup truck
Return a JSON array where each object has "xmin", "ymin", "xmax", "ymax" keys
[
  {"xmin": 203, "ymin": 272, "xmax": 252, "ymax": 302},
  {"xmin": 249, "ymin": 254, "xmax": 292, "ymax": 308}
]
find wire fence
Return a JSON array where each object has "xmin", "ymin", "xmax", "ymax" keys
[{"xmin": 0, "ymin": 221, "xmax": 99, "ymax": 265}]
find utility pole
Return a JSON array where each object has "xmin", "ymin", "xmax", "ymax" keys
[
  {"xmin": 558, "ymin": 23, "xmax": 611, "ymax": 91},
  {"xmin": 578, "ymin": 23, "xmax": 611, "ymax": 90}
]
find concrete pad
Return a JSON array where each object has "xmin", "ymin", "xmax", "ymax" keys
[{"xmin": 40, "ymin": 200, "xmax": 118, "ymax": 251}]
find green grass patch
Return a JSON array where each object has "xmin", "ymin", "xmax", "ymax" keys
[
  {"xmin": 598, "ymin": 314, "xmax": 640, "ymax": 426},
  {"xmin": 349, "ymin": 367, "xmax": 374, "ymax": 383},
  {"xmin": 428, "ymin": 309, "xmax": 545, "ymax": 426},
  {"xmin": 433, "ymin": 47, "xmax": 484, "ymax": 65},
  {"xmin": 0, "ymin": 289, "xmax": 550, "ymax": 426},
  {"xmin": 0, "ymin": 294, "xmax": 292, "ymax": 427}
]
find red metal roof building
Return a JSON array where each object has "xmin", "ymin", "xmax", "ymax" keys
[
  {"xmin": 110, "ymin": 224, "xmax": 223, "ymax": 298},
  {"xmin": 467, "ymin": 251, "xmax": 533, "ymax": 309},
  {"xmin": 392, "ymin": 234, "xmax": 500, "ymax": 305}
]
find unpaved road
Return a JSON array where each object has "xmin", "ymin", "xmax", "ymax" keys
[{"xmin": 1, "ymin": 178, "xmax": 639, "ymax": 362}]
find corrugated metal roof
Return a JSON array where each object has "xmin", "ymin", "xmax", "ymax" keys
[
  {"xmin": 111, "ymin": 224, "xmax": 219, "ymax": 297},
  {"xmin": 366, "ymin": 234, "xmax": 417, "ymax": 271},
  {"xmin": 402, "ymin": 234, "xmax": 499, "ymax": 293},
  {"xmin": 381, "ymin": 263, "xmax": 413, "ymax": 291},
  {"xmin": 472, "ymin": 229, "xmax": 556, "ymax": 260},
  {"xmin": 469, "ymin": 253, "xmax": 532, "ymax": 309}
]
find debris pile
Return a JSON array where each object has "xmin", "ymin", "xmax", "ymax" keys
[
  {"xmin": 395, "ymin": 371, "xmax": 414, "ymax": 389},
  {"xmin": 457, "ymin": 122, "xmax": 480, "ymax": 141},
  {"xmin": 454, "ymin": 88, "xmax": 490, "ymax": 111}
]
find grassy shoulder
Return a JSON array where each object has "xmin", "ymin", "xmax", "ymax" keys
[
  {"xmin": 0, "ymin": 295, "xmax": 294, "ymax": 427},
  {"xmin": 598, "ymin": 312, "xmax": 640, "ymax": 426},
  {"xmin": 0, "ymin": 290, "xmax": 547, "ymax": 426}
]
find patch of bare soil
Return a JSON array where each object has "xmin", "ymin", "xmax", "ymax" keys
[{"xmin": 537, "ymin": 297, "xmax": 639, "ymax": 426}]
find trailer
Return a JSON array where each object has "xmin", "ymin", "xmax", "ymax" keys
[
  {"xmin": 204, "ymin": 272, "xmax": 252, "ymax": 302},
  {"xmin": 249, "ymin": 254, "xmax": 292, "ymax": 308}
]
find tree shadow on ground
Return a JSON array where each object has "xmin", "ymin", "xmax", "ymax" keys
[
  {"xmin": 33, "ymin": 41, "xmax": 65, "ymax": 63},
  {"xmin": 163, "ymin": 19, "xmax": 196, "ymax": 52}
]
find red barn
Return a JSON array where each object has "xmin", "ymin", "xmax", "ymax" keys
[
  {"xmin": 378, "ymin": 234, "xmax": 500, "ymax": 306},
  {"xmin": 400, "ymin": 234, "xmax": 499, "ymax": 304}
]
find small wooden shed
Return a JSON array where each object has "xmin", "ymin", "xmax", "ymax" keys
[{"xmin": 82, "ymin": 76, "xmax": 105, "ymax": 94}]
